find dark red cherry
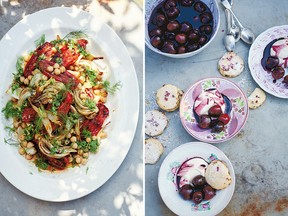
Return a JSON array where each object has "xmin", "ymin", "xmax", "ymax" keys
[
  {"xmin": 194, "ymin": 2, "xmax": 207, "ymax": 12},
  {"xmin": 198, "ymin": 115, "xmax": 211, "ymax": 129},
  {"xmin": 199, "ymin": 25, "xmax": 213, "ymax": 34},
  {"xmin": 265, "ymin": 56, "xmax": 279, "ymax": 70},
  {"xmin": 192, "ymin": 191, "xmax": 203, "ymax": 204},
  {"xmin": 167, "ymin": 20, "xmax": 180, "ymax": 32},
  {"xmin": 166, "ymin": 7, "xmax": 180, "ymax": 19},
  {"xmin": 150, "ymin": 36, "xmax": 162, "ymax": 48},
  {"xmin": 208, "ymin": 104, "xmax": 222, "ymax": 117},
  {"xmin": 186, "ymin": 43, "xmax": 199, "ymax": 52},
  {"xmin": 175, "ymin": 33, "xmax": 187, "ymax": 44},
  {"xmin": 211, "ymin": 121, "xmax": 225, "ymax": 133},
  {"xmin": 203, "ymin": 185, "xmax": 216, "ymax": 200},
  {"xmin": 164, "ymin": 0, "xmax": 177, "ymax": 10},
  {"xmin": 164, "ymin": 31, "xmax": 176, "ymax": 40},
  {"xmin": 153, "ymin": 14, "xmax": 166, "ymax": 27},
  {"xmin": 283, "ymin": 75, "xmax": 288, "ymax": 85},
  {"xmin": 200, "ymin": 12, "xmax": 213, "ymax": 24},
  {"xmin": 180, "ymin": 0, "xmax": 194, "ymax": 7},
  {"xmin": 177, "ymin": 46, "xmax": 186, "ymax": 54},
  {"xmin": 187, "ymin": 30, "xmax": 199, "ymax": 42},
  {"xmin": 272, "ymin": 66, "xmax": 285, "ymax": 80},
  {"xmin": 180, "ymin": 22, "xmax": 192, "ymax": 34},
  {"xmin": 218, "ymin": 113, "xmax": 230, "ymax": 125},
  {"xmin": 179, "ymin": 184, "xmax": 193, "ymax": 200},
  {"xmin": 161, "ymin": 41, "xmax": 176, "ymax": 54},
  {"xmin": 149, "ymin": 28, "xmax": 163, "ymax": 37},
  {"xmin": 198, "ymin": 35, "xmax": 208, "ymax": 45},
  {"xmin": 192, "ymin": 175, "xmax": 206, "ymax": 187}
]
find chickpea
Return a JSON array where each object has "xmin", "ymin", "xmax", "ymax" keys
[
  {"xmin": 25, "ymin": 154, "xmax": 33, "ymax": 160},
  {"xmin": 74, "ymin": 66, "xmax": 79, "ymax": 71},
  {"xmin": 20, "ymin": 76, "xmax": 25, "ymax": 83},
  {"xmin": 68, "ymin": 156, "xmax": 73, "ymax": 163},
  {"xmin": 78, "ymin": 149, "xmax": 83, "ymax": 155},
  {"xmin": 64, "ymin": 139, "xmax": 70, "ymax": 145},
  {"xmin": 66, "ymin": 133, "xmax": 72, "ymax": 139},
  {"xmin": 13, "ymin": 121, "xmax": 19, "ymax": 128},
  {"xmin": 83, "ymin": 152, "xmax": 89, "ymax": 159},
  {"xmin": 19, "ymin": 134, "xmax": 25, "ymax": 141},
  {"xmin": 96, "ymin": 75, "xmax": 102, "ymax": 81},
  {"xmin": 42, "ymin": 75, "xmax": 48, "ymax": 81},
  {"xmin": 24, "ymin": 78, "xmax": 29, "ymax": 85},
  {"xmin": 18, "ymin": 147, "xmax": 25, "ymax": 155},
  {"xmin": 70, "ymin": 136, "xmax": 77, "ymax": 143},
  {"xmin": 54, "ymin": 69, "xmax": 61, "ymax": 75},
  {"xmin": 86, "ymin": 137, "xmax": 91, "ymax": 143},
  {"xmin": 28, "ymin": 75, "xmax": 33, "ymax": 80},
  {"xmin": 72, "ymin": 143, "xmax": 78, "ymax": 149},
  {"xmin": 75, "ymin": 157, "xmax": 82, "ymax": 164},
  {"xmin": 81, "ymin": 159, "xmax": 87, "ymax": 165},
  {"xmin": 23, "ymin": 55, "xmax": 30, "ymax": 62},
  {"xmin": 47, "ymin": 66, "xmax": 54, "ymax": 72},
  {"xmin": 35, "ymin": 134, "xmax": 40, "ymax": 139},
  {"xmin": 53, "ymin": 63, "xmax": 60, "ymax": 69},
  {"xmin": 27, "ymin": 142, "xmax": 34, "ymax": 148},
  {"xmin": 60, "ymin": 66, "xmax": 66, "ymax": 73},
  {"xmin": 69, "ymin": 65, "xmax": 74, "ymax": 70},
  {"xmin": 93, "ymin": 89, "xmax": 100, "ymax": 95},
  {"xmin": 21, "ymin": 122, "xmax": 26, "ymax": 128},
  {"xmin": 21, "ymin": 141, "xmax": 28, "ymax": 148},
  {"xmin": 92, "ymin": 136, "xmax": 97, "ymax": 141},
  {"xmin": 99, "ymin": 132, "xmax": 107, "ymax": 139},
  {"xmin": 101, "ymin": 90, "xmax": 108, "ymax": 97},
  {"xmin": 100, "ymin": 97, "xmax": 107, "ymax": 103},
  {"xmin": 80, "ymin": 92, "xmax": 87, "ymax": 99}
]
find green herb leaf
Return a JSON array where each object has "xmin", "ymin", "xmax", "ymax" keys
[
  {"xmin": 63, "ymin": 112, "xmax": 79, "ymax": 131},
  {"xmin": 84, "ymin": 98, "xmax": 96, "ymax": 111},
  {"xmin": 103, "ymin": 80, "xmax": 122, "ymax": 95},
  {"xmin": 23, "ymin": 124, "xmax": 35, "ymax": 141},
  {"xmin": 34, "ymin": 34, "xmax": 46, "ymax": 47},
  {"xmin": 77, "ymin": 139, "xmax": 99, "ymax": 153},
  {"xmin": 77, "ymin": 44, "xmax": 89, "ymax": 57},
  {"xmin": 85, "ymin": 67, "xmax": 98, "ymax": 86},
  {"xmin": 35, "ymin": 157, "xmax": 48, "ymax": 171},
  {"xmin": 2, "ymin": 101, "xmax": 22, "ymax": 119},
  {"xmin": 51, "ymin": 90, "xmax": 66, "ymax": 114},
  {"xmin": 63, "ymin": 30, "xmax": 88, "ymax": 40},
  {"xmin": 82, "ymin": 129, "xmax": 92, "ymax": 138}
]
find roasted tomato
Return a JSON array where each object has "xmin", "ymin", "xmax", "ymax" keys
[{"xmin": 22, "ymin": 107, "xmax": 37, "ymax": 123}]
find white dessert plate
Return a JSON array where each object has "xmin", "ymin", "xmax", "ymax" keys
[
  {"xmin": 248, "ymin": 25, "xmax": 288, "ymax": 98},
  {"xmin": 0, "ymin": 7, "xmax": 139, "ymax": 201},
  {"xmin": 158, "ymin": 142, "xmax": 235, "ymax": 216}
]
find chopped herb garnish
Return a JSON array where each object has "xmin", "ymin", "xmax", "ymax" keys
[
  {"xmin": 85, "ymin": 67, "xmax": 98, "ymax": 86},
  {"xmin": 51, "ymin": 90, "xmax": 66, "ymax": 114},
  {"xmin": 62, "ymin": 112, "xmax": 79, "ymax": 131},
  {"xmin": 77, "ymin": 44, "xmax": 89, "ymax": 57},
  {"xmin": 103, "ymin": 80, "xmax": 122, "ymax": 95},
  {"xmin": 55, "ymin": 57, "xmax": 63, "ymax": 65},
  {"xmin": 86, "ymin": 167, "xmax": 89, "ymax": 174},
  {"xmin": 84, "ymin": 98, "xmax": 96, "ymax": 111},
  {"xmin": 82, "ymin": 129, "xmax": 92, "ymax": 138},
  {"xmin": 23, "ymin": 124, "xmax": 36, "ymax": 141},
  {"xmin": 35, "ymin": 157, "xmax": 48, "ymax": 171},
  {"xmin": 2, "ymin": 101, "xmax": 22, "ymax": 119},
  {"xmin": 34, "ymin": 34, "xmax": 46, "ymax": 47},
  {"xmin": 77, "ymin": 139, "xmax": 99, "ymax": 153}
]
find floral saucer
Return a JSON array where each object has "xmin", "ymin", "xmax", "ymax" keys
[{"xmin": 180, "ymin": 77, "xmax": 249, "ymax": 143}]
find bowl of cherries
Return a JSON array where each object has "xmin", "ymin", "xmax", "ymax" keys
[{"xmin": 145, "ymin": 0, "xmax": 220, "ymax": 58}]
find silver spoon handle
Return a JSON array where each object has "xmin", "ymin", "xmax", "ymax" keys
[
  {"xmin": 225, "ymin": 9, "xmax": 232, "ymax": 34},
  {"xmin": 226, "ymin": 8, "xmax": 244, "ymax": 29}
]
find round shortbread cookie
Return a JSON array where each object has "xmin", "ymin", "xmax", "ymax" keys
[
  {"xmin": 145, "ymin": 110, "xmax": 168, "ymax": 136},
  {"xmin": 218, "ymin": 52, "xmax": 244, "ymax": 77},
  {"xmin": 156, "ymin": 84, "xmax": 183, "ymax": 112},
  {"xmin": 205, "ymin": 160, "xmax": 232, "ymax": 190},
  {"xmin": 145, "ymin": 138, "xmax": 164, "ymax": 164},
  {"xmin": 248, "ymin": 88, "xmax": 266, "ymax": 109}
]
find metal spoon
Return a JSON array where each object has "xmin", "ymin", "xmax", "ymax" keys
[
  {"xmin": 221, "ymin": 0, "xmax": 255, "ymax": 44},
  {"xmin": 227, "ymin": 0, "xmax": 241, "ymax": 42},
  {"xmin": 224, "ymin": 9, "xmax": 235, "ymax": 51}
]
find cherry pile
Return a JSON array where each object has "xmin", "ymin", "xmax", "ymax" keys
[
  {"xmin": 148, "ymin": 0, "xmax": 214, "ymax": 54},
  {"xmin": 265, "ymin": 56, "xmax": 288, "ymax": 85},
  {"xmin": 179, "ymin": 175, "xmax": 216, "ymax": 204},
  {"xmin": 198, "ymin": 104, "xmax": 230, "ymax": 133}
]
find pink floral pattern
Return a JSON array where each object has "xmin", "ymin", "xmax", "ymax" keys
[
  {"xmin": 248, "ymin": 25, "xmax": 288, "ymax": 98},
  {"xmin": 180, "ymin": 78, "xmax": 249, "ymax": 143}
]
